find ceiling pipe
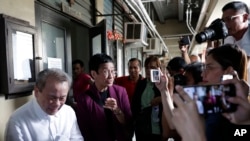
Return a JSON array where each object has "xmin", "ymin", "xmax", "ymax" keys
[
  {"xmin": 186, "ymin": 7, "xmax": 196, "ymax": 34},
  {"xmin": 186, "ymin": 8, "xmax": 194, "ymax": 35},
  {"xmin": 151, "ymin": 1, "xmax": 165, "ymax": 23},
  {"xmin": 126, "ymin": 0, "xmax": 155, "ymax": 36},
  {"xmin": 133, "ymin": 0, "xmax": 169, "ymax": 52},
  {"xmin": 126, "ymin": 0, "xmax": 159, "ymax": 38},
  {"xmin": 115, "ymin": 0, "xmax": 138, "ymax": 22},
  {"xmin": 141, "ymin": 0, "xmax": 165, "ymax": 3},
  {"xmin": 189, "ymin": 0, "xmax": 211, "ymax": 54},
  {"xmin": 178, "ymin": 0, "xmax": 184, "ymax": 21},
  {"xmin": 188, "ymin": 8, "xmax": 196, "ymax": 34},
  {"xmin": 131, "ymin": 0, "xmax": 158, "ymax": 37}
]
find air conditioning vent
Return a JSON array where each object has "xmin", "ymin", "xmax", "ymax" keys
[
  {"xmin": 124, "ymin": 22, "xmax": 148, "ymax": 46},
  {"xmin": 143, "ymin": 38, "xmax": 162, "ymax": 55}
]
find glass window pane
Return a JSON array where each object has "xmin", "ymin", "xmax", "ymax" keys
[{"xmin": 42, "ymin": 22, "xmax": 65, "ymax": 70}]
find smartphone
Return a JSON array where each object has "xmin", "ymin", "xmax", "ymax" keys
[
  {"xmin": 183, "ymin": 84, "xmax": 236, "ymax": 114},
  {"xmin": 179, "ymin": 36, "xmax": 190, "ymax": 46},
  {"xmin": 150, "ymin": 69, "xmax": 160, "ymax": 82}
]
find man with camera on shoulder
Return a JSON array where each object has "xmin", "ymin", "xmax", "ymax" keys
[
  {"xmin": 196, "ymin": 1, "xmax": 249, "ymax": 48},
  {"xmin": 222, "ymin": 1, "xmax": 250, "ymax": 85},
  {"xmin": 222, "ymin": 1, "xmax": 249, "ymax": 54},
  {"xmin": 196, "ymin": 1, "xmax": 250, "ymax": 83}
]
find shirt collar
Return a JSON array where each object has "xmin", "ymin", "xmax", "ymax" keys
[{"xmin": 32, "ymin": 98, "xmax": 59, "ymax": 120}]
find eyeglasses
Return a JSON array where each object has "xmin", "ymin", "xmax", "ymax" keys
[
  {"xmin": 222, "ymin": 13, "xmax": 245, "ymax": 23},
  {"xmin": 102, "ymin": 69, "xmax": 117, "ymax": 77}
]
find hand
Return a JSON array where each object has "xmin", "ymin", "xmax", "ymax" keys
[
  {"xmin": 155, "ymin": 70, "xmax": 174, "ymax": 98},
  {"xmin": 104, "ymin": 97, "xmax": 125, "ymax": 124},
  {"xmin": 156, "ymin": 70, "xmax": 175, "ymax": 129},
  {"xmin": 179, "ymin": 45, "xmax": 189, "ymax": 53},
  {"xmin": 171, "ymin": 85, "xmax": 206, "ymax": 141},
  {"xmin": 155, "ymin": 69, "xmax": 173, "ymax": 91},
  {"xmin": 155, "ymin": 71, "xmax": 168, "ymax": 92},
  {"xmin": 222, "ymin": 71, "xmax": 250, "ymax": 125},
  {"xmin": 103, "ymin": 97, "xmax": 119, "ymax": 113}
]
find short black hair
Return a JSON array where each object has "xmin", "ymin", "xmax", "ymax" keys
[
  {"xmin": 184, "ymin": 62, "xmax": 203, "ymax": 84},
  {"xmin": 89, "ymin": 53, "xmax": 114, "ymax": 73},
  {"xmin": 128, "ymin": 58, "xmax": 142, "ymax": 68},
  {"xmin": 72, "ymin": 59, "xmax": 84, "ymax": 68},
  {"xmin": 167, "ymin": 57, "xmax": 187, "ymax": 71},
  {"xmin": 222, "ymin": 1, "xmax": 249, "ymax": 14}
]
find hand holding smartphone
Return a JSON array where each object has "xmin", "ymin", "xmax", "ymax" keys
[{"xmin": 183, "ymin": 83, "xmax": 236, "ymax": 114}]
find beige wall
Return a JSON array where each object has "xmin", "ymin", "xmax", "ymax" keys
[
  {"xmin": 0, "ymin": 0, "xmax": 35, "ymax": 140},
  {"xmin": 155, "ymin": 20, "xmax": 190, "ymax": 58}
]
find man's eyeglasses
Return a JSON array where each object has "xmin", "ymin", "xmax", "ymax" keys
[
  {"xmin": 102, "ymin": 69, "xmax": 117, "ymax": 77},
  {"xmin": 222, "ymin": 13, "xmax": 246, "ymax": 23}
]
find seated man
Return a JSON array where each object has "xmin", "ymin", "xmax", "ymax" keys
[{"xmin": 5, "ymin": 68, "xmax": 83, "ymax": 141}]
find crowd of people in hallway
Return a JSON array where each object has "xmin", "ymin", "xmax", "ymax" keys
[{"xmin": 3, "ymin": 1, "xmax": 250, "ymax": 141}]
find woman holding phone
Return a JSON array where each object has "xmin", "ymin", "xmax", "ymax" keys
[
  {"xmin": 157, "ymin": 44, "xmax": 248, "ymax": 141},
  {"xmin": 201, "ymin": 44, "xmax": 247, "ymax": 141}
]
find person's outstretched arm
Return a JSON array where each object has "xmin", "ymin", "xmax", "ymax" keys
[
  {"xmin": 172, "ymin": 85, "xmax": 206, "ymax": 141},
  {"xmin": 155, "ymin": 70, "xmax": 175, "ymax": 129}
]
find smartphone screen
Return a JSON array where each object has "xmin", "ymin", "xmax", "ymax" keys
[
  {"xmin": 183, "ymin": 84, "xmax": 236, "ymax": 114},
  {"xmin": 150, "ymin": 69, "xmax": 160, "ymax": 82}
]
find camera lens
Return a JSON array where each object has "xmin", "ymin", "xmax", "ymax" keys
[
  {"xmin": 195, "ymin": 29, "xmax": 215, "ymax": 43},
  {"xmin": 174, "ymin": 74, "xmax": 186, "ymax": 86},
  {"xmin": 195, "ymin": 18, "xmax": 228, "ymax": 43}
]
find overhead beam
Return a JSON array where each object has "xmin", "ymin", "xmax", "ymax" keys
[
  {"xmin": 178, "ymin": 0, "xmax": 184, "ymax": 21},
  {"xmin": 152, "ymin": 1, "xmax": 165, "ymax": 23}
]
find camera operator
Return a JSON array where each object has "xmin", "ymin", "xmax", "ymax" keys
[
  {"xmin": 178, "ymin": 36, "xmax": 191, "ymax": 64},
  {"xmin": 195, "ymin": 18, "xmax": 228, "ymax": 44},
  {"xmin": 196, "ymin": 1, "xmax": 249, "ymax": 46},
  {"xmin": 196, "ymin": 1, "xmax": 250, "ymax": 83},
  {"xmin": 222, "ymin": 1, "xmax": 249, "ymax": 55},
  {"xmin": 222, "ymin": 1, "xmax": 250, "ymax": 85},
  {"xmin": 179, "ymin": 36, "xmax": 202, "ymax": 64},
  {"xmin": 167, "ymin": 57, "xmax": 187, "ymax": 87}
]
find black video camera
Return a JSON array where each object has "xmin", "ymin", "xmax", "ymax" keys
[
  {"xmin": 174, "ymin": 74, "xmax": 186, "ymax": 86},
  {"xmin": 195, "ymin": 18, "xmax": 228, "ymax": 43}
]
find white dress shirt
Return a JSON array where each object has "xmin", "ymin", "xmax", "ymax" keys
[{"xmin": 5, "ymin": 98, "xmax": 84, "ymax": 141}]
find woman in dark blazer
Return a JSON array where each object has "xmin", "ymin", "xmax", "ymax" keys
[{"xmin": 76, "ymin": 53, "xmax": 133, "ymax": 141}]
